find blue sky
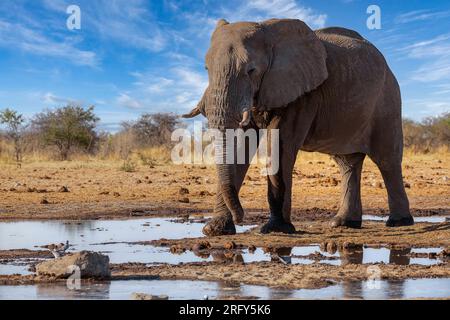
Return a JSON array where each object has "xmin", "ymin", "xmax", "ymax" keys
[{"xmin": 0, "ymin": 0, "xmax": 449, "ymax": 131}]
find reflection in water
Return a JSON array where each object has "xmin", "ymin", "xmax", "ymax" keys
[
  {"xmin": 174, "ymin": 244, "xmax": 443, "ymax": 267},
  {"xmin": 36, "ymin": 282, "xmax": 111, "ymax": 300},
  {"xmin": 1, "ymin": 278, "xmax": 449, "ymax": 300},
  {"xmin": 389, "ymin": 248, "xmax": 411, "ymax": 265}
]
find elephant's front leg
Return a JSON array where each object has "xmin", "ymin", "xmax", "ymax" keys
[
  {"xmin": 202, "ymin": 163, "xmax": 250, "ymax": 236},
  {"xmin": 260, "ymin": 143, "xmax": 297, "ymax": 234}
]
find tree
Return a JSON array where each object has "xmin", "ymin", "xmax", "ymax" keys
[
  {"xmin": 123, "ymin": 112, "xmax": 181, "ymax": 147},
  {"xmin": 32, "ymin": 105, "xmax": 99, "ymax": 160},
  {"xmin": 0, "ymin": 108, "xmax": 26, "ymax": 166}
]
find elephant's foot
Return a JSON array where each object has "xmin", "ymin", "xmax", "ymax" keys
[
  {"xmin": 386, "ymin": 214, "xmax": 414, "ymax": 227},
  {"xmin": 202, "ymin": 213, "xmax": 236, "ymax": 236},
  {"xmin": 330, "ymin": 215, "xmax": 362, "ymax": 229},
  {"xmin": 260, "ymin": 216, "xmax": 296, "ymax": 234}
]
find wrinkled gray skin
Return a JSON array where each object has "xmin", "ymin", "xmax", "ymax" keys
[{"xmin": 183, "ymin": 19, "xmax": 414, "ymax": 236}]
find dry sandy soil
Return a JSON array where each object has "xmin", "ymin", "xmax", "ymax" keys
[
  {"xmin": 0, "ymin": 151, "xmax": 448, "ymax": 221},
  {"xmin": 0, "ymin": 152, "xmax": 449, "ymax": 291}
]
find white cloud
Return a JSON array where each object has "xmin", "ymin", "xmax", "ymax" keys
[
  {"xmin": 0, "ymin": 19, "xmax": 98, "ymax": 67},
  {"xmin": 68, "ymin": 0, "xmax": 168, "ymax": 52},
  {"xmin": 116, "ymin": 93, "xmax": 143, "ymax": 109},
  {"xmin": 395, "ymin": 9, "xmax": 450, "ymax": 24},
  {"xmin": 115, "ymin": 66, "xmax": 208, "ymax": 113},
  {"xmin": 405, "ymin": 99, "xmax": 450, "ymax": 118},
  {"xmin": 42, "ymin": 92, "xmax": 80, "ymax": 105},
  {"xmin": 220, "ymin": 0, "xmax": 327, "ymax": 28},
  {"xmin": 399, "ymin": 33, "xmax": 450, "ymax": 83}
]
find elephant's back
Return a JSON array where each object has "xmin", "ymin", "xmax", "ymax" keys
[
  {"xmin": 314, "ymin": 27, "xmax": 377, "ymax": 53},
  {"xmin": 315, "ymin": 27, "xmax": 364, "ymax": 41}
]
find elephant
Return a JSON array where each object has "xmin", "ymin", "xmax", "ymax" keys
[{"xmin": 183, "ymin": 18, "xmax": 414, "ymax": 236}]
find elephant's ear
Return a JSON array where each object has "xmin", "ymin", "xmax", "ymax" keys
[
  {"xmin": 182, "ymin": 87, "xmax": 208, "ymax": 118},
  {"xmin": 258, "ymin": 19, "xmax": 328, "ymax": 110}
]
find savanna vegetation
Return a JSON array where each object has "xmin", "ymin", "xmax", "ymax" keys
[
  {"xmin": 0, "ymin": 105, "xmax": 182, "ymax": 167},
  {"xmin": 0, "ymin": 105, "xmax": 449, "ymax": 167}
]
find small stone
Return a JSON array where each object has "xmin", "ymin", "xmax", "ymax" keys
[
  {"xmin": 178, "ymin": 197, "xmax": 190, "ymax": 203},
  {"xmin": 192, "ymin": 240, "xmax": 211, "ymax": 251},
  {"xmin": 326, "ymin": 241, "xmax": 337, "ymax": 253},
  {"xmin": 224, "ymin": 241, "xmax": 236, "ymax": 250},
  {"xmin": 330, "ymin": 177, "xmax": 338, "ymax": 186},
  {"xmin": 248, "ymin": 245, "xmax": 256, "ymax": 253},
  {"xmin": 170, "ymin": 245, "xmax": 186, "ymax": 254},
  {"xmin": 373, "ymin": 181, "xmax": 384, "ymax": 189},
  {"xmin": 179, "ymin": 187, "xmax": 189, "ymax": 195},
  {"xmin": 40, "ymin": 198, "xmax": 49, "ymax": 205},
  {"xmin": 404, "ymin": 182, "xmax": 411, "ymax": 189},
  {"xmin": 58, "ymin": 186, "xmax": 70, "ymax": 193}
]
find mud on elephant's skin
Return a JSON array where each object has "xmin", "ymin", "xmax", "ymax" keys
[{"xmin": 183, "ymin": 18, "xmax": 414, "ymax": 236}]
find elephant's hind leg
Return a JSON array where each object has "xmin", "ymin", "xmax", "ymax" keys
[
  {"xmin": 330, "ymin": 153, "xmax": 366, "ymax": 228},
  {"xmin": 371, "ymin": 157, "xmax": 414, "ymax": 227}
]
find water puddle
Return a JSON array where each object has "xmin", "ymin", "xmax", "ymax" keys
[
  {"xmin": 1, "ymin": 278, "xmax": 449, "ymax": 300},
  {"xmin": 0, "ymin": 217, "xmax": 255, "ymax": 274},
  {"xmin": 0, "ymin": 264, "xmax": 32, "ymax": 276},
  {"xmin": 0, "ymin": 217, "xmax": 255, "ymax": 251},
  {"xmin": 363, "ymin": 215, "xmax": 448, "ymax": 223},
  {"xmin": 165, "ymin": 245, "xmax": 445, "ymax": 267}
]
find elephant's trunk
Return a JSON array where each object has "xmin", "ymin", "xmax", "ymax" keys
[{"xmin": 215, "ymin": 132, "xmax": 244, "ymax": 223}]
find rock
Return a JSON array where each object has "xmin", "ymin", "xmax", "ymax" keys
[
  {"xmin": 224, "ymin": 241, "xmax": 236, "ymax": 250},
  {"xmin": 170, "ymin": 245, "xmax": 186, "ymax": 254},
  {"xmin": 131, "ymin": 293, "xmax": 169, "ymax": 300},
  {"xmin": 40, "ymin": 198, "xmax": 49, "ymax": 204},
  {"xmin": 58, "ymin": 186, "xmax": 70, "ymax": 193},
  {"xmin": 36, "ymin": 251, "xmax": 110, "ymax": 279},
  {"xmin": 192, "ymin": 241, "xmax": 211, "ymax": 251},
  {"xmin": 248, "ymin": 245, "xmax": 256, "ymax": 253},
  {"xmin": 330, "ymin": 177, "xmax": 338, "ymax": 186},
  {"xmin": 404, "ymin": 182, "xmax": 411, "ymax": 189},
  {"xmin": 373, "ymin": 181, "xmax": 384, "ymax": 189},
  {"xmin": 178, "ymin": 197, "xmax": 190, "ymax": 203},
  {"xmin": 179, "ymin": 187, "xmax": 190, "ymax": 195},
  {"xmin": 438, "ymin": 248, "xmax": 450, "ymax": 259},
  {"xmin": 326, "ymin": 241, "xmax": 337, "ymax": 254}
]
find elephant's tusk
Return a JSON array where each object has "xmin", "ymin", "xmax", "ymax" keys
[{"xmin": 239, "ymin": 110, "xmax": 251, "ymax": 127}]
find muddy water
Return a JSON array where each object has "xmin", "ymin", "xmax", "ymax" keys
[
  {"xmin": 0, "ymin": 217, "xmax": 445, "ymax": 275},
  {"xmin": 1, "ymin": 278, "xmax": 449, "ymax": 300},
  {"xmin": 0, "ymin": 217, "xmax": 255, "ymax": 275},
  {"xmin": 0, "ymin": 217, "xmax": 255, "ymax": 251},
  {"xmin": 176, "ymin": 246, "xmax": 444, "ymax": 266}
]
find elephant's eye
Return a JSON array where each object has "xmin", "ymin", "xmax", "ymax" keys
[{"xmin": 247, "ymin": 67, "xmax": 256, "ymax": 76}]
